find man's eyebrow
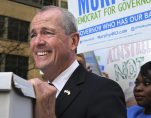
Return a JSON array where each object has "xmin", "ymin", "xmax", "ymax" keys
[
  {"xmin": 29, "ymin": 27, "xmax": 56, "ymax": 35},
  {"xmin": 30, "ymin": 29, "xmax": 35, "ymax": 34},
  {"xmin": 41, "ymin": 27, "xmax": 56, "ymax": 32}
]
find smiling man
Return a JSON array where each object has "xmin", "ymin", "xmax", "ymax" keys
[{"xmin": 29, "ymin": 6, "xmax": 127, "ymax": 118}]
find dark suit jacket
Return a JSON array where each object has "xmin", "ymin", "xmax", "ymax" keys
[{"xmin": 56, "ymin": 65, "xmax": 127, "ymax": 118}]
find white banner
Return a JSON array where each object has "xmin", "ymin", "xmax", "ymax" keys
[{"xmin": 68, "ymin": 0, "xmax": 151, "ymax": 53}]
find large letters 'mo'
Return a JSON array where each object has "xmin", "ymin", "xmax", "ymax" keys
[{"xmin": 78, "ymin": 0, "xmax": 116, "ymax": 16}]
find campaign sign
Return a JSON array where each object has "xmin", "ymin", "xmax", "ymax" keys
[{"xmin": 68, "ymin": 0, "xmax": 151, "ymax": 53}]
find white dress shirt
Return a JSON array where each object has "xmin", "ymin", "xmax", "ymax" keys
[{"xmin": 51, "ymin": 60, "xmax": 79, "ymax": 97}]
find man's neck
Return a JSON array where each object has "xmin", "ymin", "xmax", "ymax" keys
[{"xmin": 43, "ymin": 59, "xmax": 76, "ymax": 82}]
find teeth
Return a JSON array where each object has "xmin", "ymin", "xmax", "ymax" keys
[{"xmin": 37, "ymin": 52, "xmax": 48, "ymax": 56}]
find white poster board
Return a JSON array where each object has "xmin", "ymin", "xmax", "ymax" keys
[
  {"xmin": 94, "ymin": 39, "xmax": 151, "ymax": 91},
  {"xmin": 68, "ymin": 0, "xmax": 151, "ymax": 53},
  {"xmin": 0, "ymin": 72, "xmax": 35, "ymax": 118}
]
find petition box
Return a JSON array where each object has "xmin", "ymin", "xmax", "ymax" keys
[{"xmin": 0, "ymin": 72, "xmax": 35, "ymax": 118}]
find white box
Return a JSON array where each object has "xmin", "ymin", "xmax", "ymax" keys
[{"xmin": 0, "ymin": 72, "xmax": 35, "ymax": 118}]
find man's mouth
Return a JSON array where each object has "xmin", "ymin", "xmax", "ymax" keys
[{"xmin": 36, "ymin": 51, "xmax": 49, "ymax": 56}]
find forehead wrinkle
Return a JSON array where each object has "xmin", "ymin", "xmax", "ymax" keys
[
  {"xmin": 30, "ymin": 18, "xmax": 51, "ymax": 33},
  {"xmin": 31, "ymin": 19, "xmax": 49, "ymax": 28},
  {"xmin": 33, "ymin": 9, "xmax": 61, "ymax": 24},
  {"xmin": 30, "ymin": 9, "xmax": 64, "ymax": 34}
]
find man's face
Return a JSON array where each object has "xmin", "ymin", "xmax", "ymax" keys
[
  {"xmin": 134, "ymin": 72, "xmax": 151, "ymax": 107},
  {"xmin": 29, "ymin": 9, "xmax": 73, "ymax": 72}
]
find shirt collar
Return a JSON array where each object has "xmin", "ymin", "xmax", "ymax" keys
[{"xmin": 52, "ymin": 60, "xmax": 79, "ymax": 97}]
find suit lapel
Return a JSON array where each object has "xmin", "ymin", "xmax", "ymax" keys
[{"xmin": 55, "ymin": 65, "xmax": 86, "ymax": 117}]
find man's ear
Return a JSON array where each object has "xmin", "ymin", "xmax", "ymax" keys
[{"xmin": 70, "ymin": 32, "xmax": 80, "ymax": 51}]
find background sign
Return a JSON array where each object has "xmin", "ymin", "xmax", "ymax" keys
[
  {"xmin": 94, "ymin": 39, "xmax": 151, "ymax": 91},
  {"xmin": 68, "ymin": 0, "xmax": 151, "ymax": 53},
  {"xmin": 68, "ymin": 0, "xmax": 151, "ymax": 102}
]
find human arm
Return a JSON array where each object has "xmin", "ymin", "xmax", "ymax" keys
[{"xmin": 29, "ymin": 78, "xmax": 57, "ymax": 118}]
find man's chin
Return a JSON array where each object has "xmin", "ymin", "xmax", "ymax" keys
[{"xmin": 35, "ymin": 64, "xmax": 45, "ymax": 70}]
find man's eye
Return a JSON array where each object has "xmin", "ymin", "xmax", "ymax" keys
[
  {"xmin": 43, "ymin": 31, "xmax": 54, "ymax": 35},
  {"xmin": 30, "ymin": 33, "xmax": 36, "ymax": 39}
]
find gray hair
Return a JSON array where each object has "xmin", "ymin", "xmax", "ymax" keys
[{"xmin": 39, "ymin": 6, "xmax": 78, "ymax": 35}]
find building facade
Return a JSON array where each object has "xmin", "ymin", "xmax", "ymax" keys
[{"xmin": 0, "ymin": 0, "xmax": 68, "ymax": 79}]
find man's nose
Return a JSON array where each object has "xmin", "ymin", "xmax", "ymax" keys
[{"xmin": 35, "ymin": 35, "xmax": 46, "ymax": 45}]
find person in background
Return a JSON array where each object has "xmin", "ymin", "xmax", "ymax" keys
[
  {"xmin": 76, "ymin": 53, "xmax": 93, "ymax": 73},
  {"xmin": 101, "ymin": 72, "xmax": 109, "ymax": 78},
  {"xmin": 127, "ymin": 61, "xmax": 151, "ymax": 118},
  {"xmin": 76, "ymin": 53, "xmax": 86, "ymax": 68},
  {"xmin": 76, "ymin": 53, "xmax": 109, "ymax": 77},
  {"xmin": 29, "ymin": 5, "xmax": 127, "ymax": 118},
  {"xmin": 125, "ymin": 82, "xmax": 137, "ymax": 107}
]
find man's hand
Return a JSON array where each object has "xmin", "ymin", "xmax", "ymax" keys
[{"xmin": 29, "ymin": 78, "xmax": 57, "ymax": 118}]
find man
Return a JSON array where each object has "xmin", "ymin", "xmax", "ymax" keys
[{"xmin": 29, "ymin": 6, "xmax": 127, "ymax": 118}]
